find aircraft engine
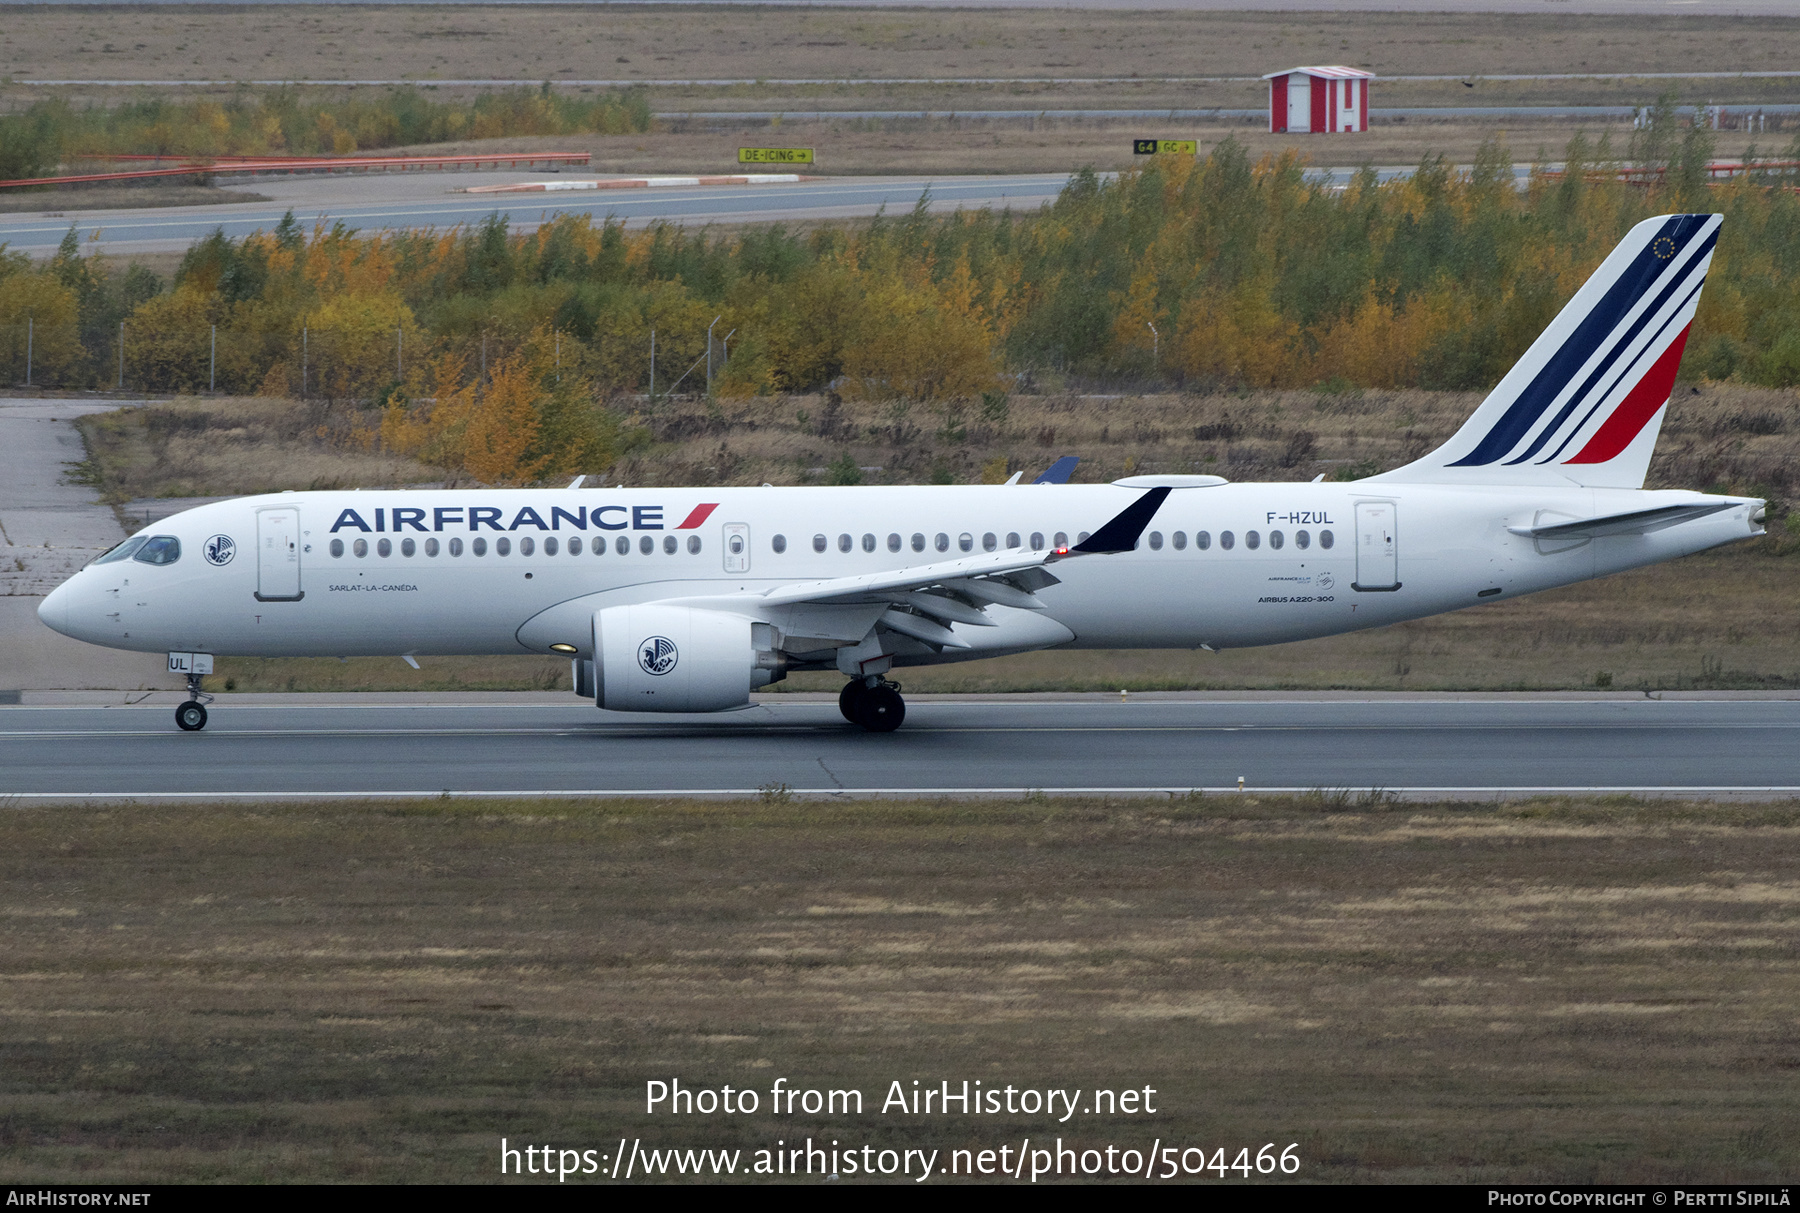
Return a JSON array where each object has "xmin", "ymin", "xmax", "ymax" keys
[{"xmin": 593, "ymin": 604, "xmax": 782, "ymax": 713}]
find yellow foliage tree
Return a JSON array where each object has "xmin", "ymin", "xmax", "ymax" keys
[
  {"xmin": 122, "ymin": 285, "xmax": 215, "ymax": 392},
  {"xmin": 460, "ymin": 353, "xmax": 551, "ymax": 485},
  {"xmin": 302, "ymin": 292, "xmax": 419, "ymax": 401},
  {"xmin": 843, "ymin": 272, "xmax": 998, "ymax": 402},
  {"xmin": 0, "ymin": 272, "xmax": 82, "ymax": 386}
]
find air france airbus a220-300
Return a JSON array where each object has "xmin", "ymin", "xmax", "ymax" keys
[{"xmin": 38, "ymin": 213, "xmax": 1765, "ymax": 733}]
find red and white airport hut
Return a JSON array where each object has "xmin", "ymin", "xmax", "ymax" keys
[{"xmin": 1265, "ymin": 66, "xmax": 1374, "ymax": 134}]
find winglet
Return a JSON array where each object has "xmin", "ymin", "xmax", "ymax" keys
[
  {"xmin": 1070, "ymin": 487, "xmax": 1171, "ymax": 554},
  {"xmin": 1033, "ymin": 456, "xmax": 1079, "ymax": 485}
]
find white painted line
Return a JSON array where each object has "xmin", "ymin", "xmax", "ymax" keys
[
  {"xmin": 6, "ymin": 786, "xmax": 1800, "ymax": 802},
  {"xmin": 5, "ymin": 695, "xmax": 1799, "ymax": 711},
  {"xmin": 462, "ymin": 174, "xmax": 807, "ymax": 194}
]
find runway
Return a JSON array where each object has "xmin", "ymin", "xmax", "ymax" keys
[
  {"xmin": 0, "ymin": 174, "xmax": 1074, "ymax": 257},
  {"xmin": 5, "ymin": 694, "xmax": 1799, "ymax": 799}
]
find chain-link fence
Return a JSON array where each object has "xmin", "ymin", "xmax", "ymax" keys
[{"xmin": 0, "ymin": 319, "xmax": 729, "ymax": 403}]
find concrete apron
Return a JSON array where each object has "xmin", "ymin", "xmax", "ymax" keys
[{"xmin": 0, "ymin": 397, "xmax": 182, "ymax": 694}]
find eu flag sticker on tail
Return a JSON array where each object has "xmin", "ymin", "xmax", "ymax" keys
[{"xmin": 1447, "ymin": 213, "xmax": 1718, "ymax": 472}]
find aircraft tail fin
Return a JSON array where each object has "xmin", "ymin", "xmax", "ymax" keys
[{"xmin": 1371, "ymin": 213, "xmax": 1720, "ymax": 489}]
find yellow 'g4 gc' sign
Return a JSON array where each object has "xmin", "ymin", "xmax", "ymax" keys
[
  {"xmin": 1132, "ymin": 139, "xmax": 1198, "ymax": 155},
  {"xmin": 739, "ymin": 147, "xmax": 815, "ymax": 164}
]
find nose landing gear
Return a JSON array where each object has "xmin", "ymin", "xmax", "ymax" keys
[
  {"xmin": 175, "ymin": 672, "xmax": 213, "ymax": 732},
  {"xmin": 839, "ymin": 677, "xmax": 906, "ymax": 733}
]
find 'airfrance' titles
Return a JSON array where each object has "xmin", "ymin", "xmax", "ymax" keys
[{"xmin": 329, "ymin": 502, "xmax": 719, "ymax": 534}]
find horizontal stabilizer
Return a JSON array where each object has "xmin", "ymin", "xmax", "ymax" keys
[{"xmin": 1508, "ymin": 502, "xmax": 1735, "ymax": 540}]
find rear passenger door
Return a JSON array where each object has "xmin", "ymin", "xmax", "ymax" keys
[{"xmin": 1352, "ymin": 501, "xmax": 1399, "ymax": 592}]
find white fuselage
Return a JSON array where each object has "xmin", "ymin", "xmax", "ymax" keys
[{"xmin": 38, "ymin": 482, "xmax": 1762, "ymax": 665}]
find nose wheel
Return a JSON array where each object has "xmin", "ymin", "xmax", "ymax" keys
[
  {"xmin": 839, "ymin": 678, "xmax": 906, "ymax": 733},
  {"xmin": 175, "ymin": 671, "xmax": 213, "ymax": 732}
]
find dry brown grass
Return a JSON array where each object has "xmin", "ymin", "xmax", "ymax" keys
[
  {"xmin": 6, "ymin": 6, "xmax": 1794, "ymax": 183},
  {"xmin": 75, "ymin": 396, "xmax": 441, "ymax": 503},
  {"xmin": 401, "ymin": 117, "xmax": 1772, "ymax": 181},
  {"xmin": 0, "ymin": 184, "xmax": 268, "ymax": 214},
  {"xmin": 617, "ymin": 380, "xmax": 1800, "ymax": 499},
  {"xmin": 2, "ymin": 6, "xmax": 1795, "ymax": 88},
  {"xmin": 2, "ymin": 794, "xmax": 1797, "ymax": 1183}
]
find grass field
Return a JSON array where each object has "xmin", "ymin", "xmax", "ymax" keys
[
  {"xmin": 398, "ymin": 118, "xmax": 1769, "ymax": 181},
  {"xmin": 2, "ymin": 794, "xmax": 1796, "ymax": 1183},
  {"xmin": 0, "ymin": 184, "xmax": 269, "ymax": 214},
  {"xmin": 1, "ymin": 6, "xmax": 1794, "ymax": 184},
  {"xmin": 4, "ymin": 6, "xmax": 1795, "ymax": 88}
]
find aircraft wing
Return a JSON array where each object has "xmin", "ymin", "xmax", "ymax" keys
[{"xmin": 669, "ymin": 487, "xmax": 1170, "ymax": 641}]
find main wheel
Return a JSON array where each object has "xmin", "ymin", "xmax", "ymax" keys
[
  {"xmin": 838, "ymin": 679, "xmax": 867, "ymax": 723},
  {"xmin": 857, "ymin": 684, "xmax": 906, "ymax": 733},
  {"xmin": 175, "ymin": 702, "xmax": 208, "ymax": 732}
]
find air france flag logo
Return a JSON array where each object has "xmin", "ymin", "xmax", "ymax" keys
[
  {"xmin": 1448, "ymin": 213, "xmax": 1718, "ymax": 470},
  {"xmin": 638, "ymin": 636, "xmax": 679, "ymax": 676},
  {"xmin": 203, "ymin": 535, "xmax": 235, "ymax": 566}
]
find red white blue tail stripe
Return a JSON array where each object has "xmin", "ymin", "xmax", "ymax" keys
[{"xmin": 1376, "ymin": 213, "xmax": 1720, "ymax": 489}]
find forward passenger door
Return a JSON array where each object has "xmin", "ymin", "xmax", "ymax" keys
[{"xmin": 255, "ymin": 507, "xmax": 303, "ymax": 601}]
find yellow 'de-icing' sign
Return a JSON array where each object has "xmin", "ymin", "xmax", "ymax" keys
[
  {"xmin": 1133, "ymin": 139, "xmax": 1198, "ymax": 155},
  {"xmin": 739, "ymin": 147, "xmax": 815, "ymax": 164}
]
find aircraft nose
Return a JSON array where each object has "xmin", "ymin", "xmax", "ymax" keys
[{"xmin": 38, "ymin": 579, "xmax": 73, "ymax": 638}]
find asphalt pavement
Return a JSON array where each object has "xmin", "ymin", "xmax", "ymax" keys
[
  {"xmin": 0, "ymin": 174, "xmax": 1076, "ymax": 256},
  {"xmin": 5, "ymin": 693, "xmax": 1798, "ymax": 798}
]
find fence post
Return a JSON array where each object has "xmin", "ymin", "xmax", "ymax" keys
[
  {"xmin": 118, "ymin": 320, "xmax": 124, "ymax": 389},
  {"xmin": 649, "ymin": 328, "xmax": 656, "ymax": 403},
  {"xmin": 706, "ymin": 314, "xmax": 720, "ymax": 396},
  {"xmin": 210, "ymin": 325, "xmax": 216, "ymax": 392},
  {"xmin": 25, "ymin": 316, "xmax": 32, "ymax": 387}
]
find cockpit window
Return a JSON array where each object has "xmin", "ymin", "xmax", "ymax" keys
[
  {"xmin": 132, "ymin": 536, "xmax": 182, "ymax": 566},
  {"xmin": 93, "ymin": 536, "xmax": 148, "ymax": 565}
]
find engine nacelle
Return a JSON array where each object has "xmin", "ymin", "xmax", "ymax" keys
[{"xmin": 594, "ymin": 604, "xmax": 781, "ymax": 713}]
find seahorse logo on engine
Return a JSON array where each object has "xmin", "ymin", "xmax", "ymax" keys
[{"xmin": 638, "ymin": 636, "xmax": 679, "ymax": 676}]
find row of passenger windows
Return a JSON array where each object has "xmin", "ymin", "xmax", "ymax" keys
[
  {"xmin": 1150, "ymin": 528, "xmax": 1334, "ymax": 551},
  {"xmin": 774, "ymin": 531, "xmax": 1086, "ymax": 555},
  {"xmin": 328, "ymin": 534, "xmax": 703, "ymax": 559},
  {"xmin": 767, "ymin": 529, "xmax": 1334, "ymax": 554},
  {"xmin": 328, "ymin": 528, "xmax": 1336, "ymax": 560}
]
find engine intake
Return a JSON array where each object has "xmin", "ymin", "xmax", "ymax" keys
[{"xmin": 593, "ymin": 604, "xmax": 781, "ymax": 713}]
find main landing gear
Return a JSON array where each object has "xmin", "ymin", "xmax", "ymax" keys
[
  {"xmin": 839, "ymin": 677, "xmax": 906, "ymax": 733},
  {"xmin": 175, "ymin": 672, "xmax": 213, "ymax": 732}
]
